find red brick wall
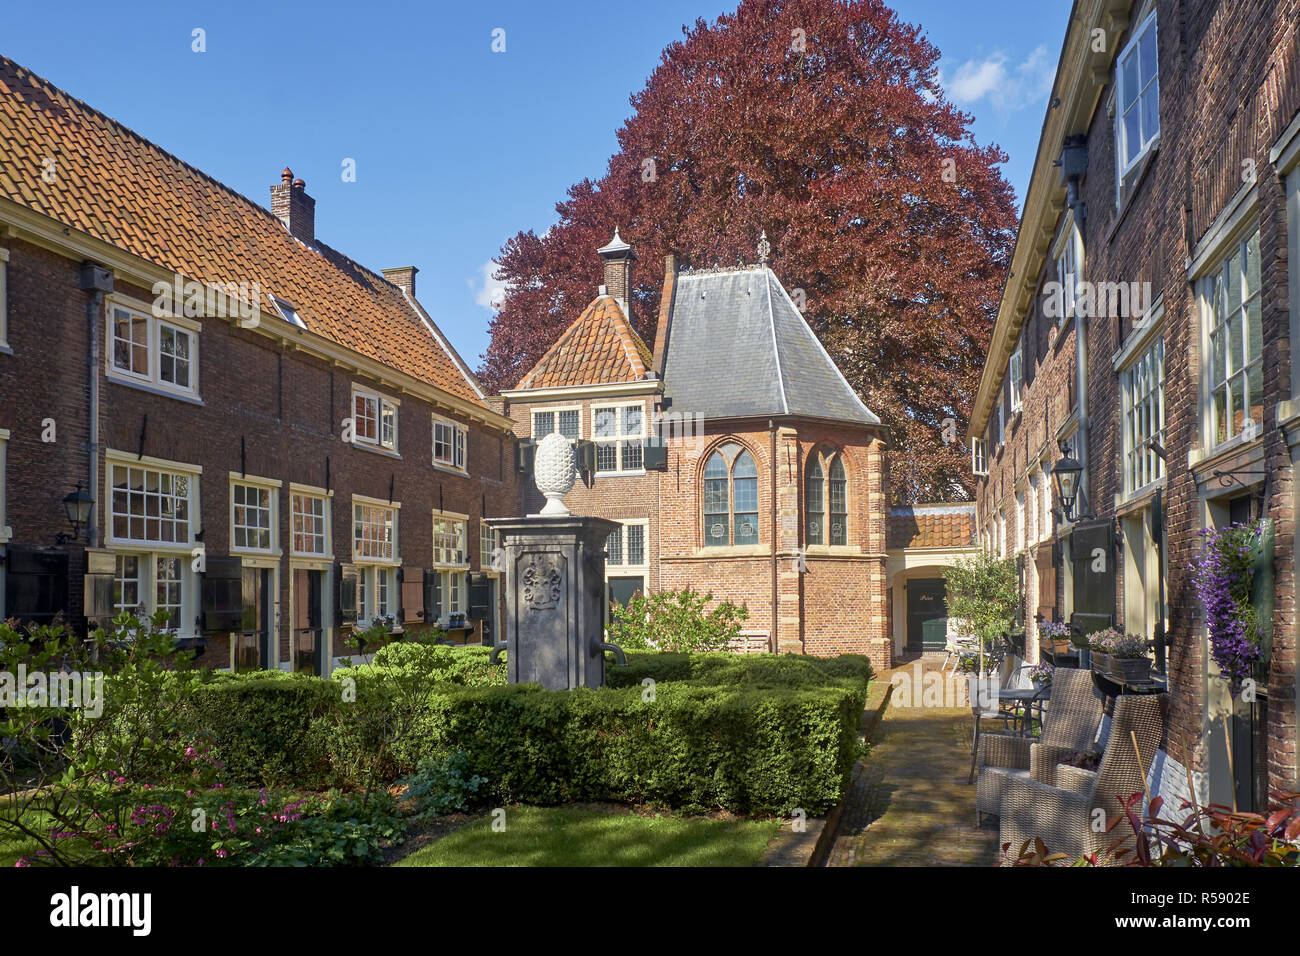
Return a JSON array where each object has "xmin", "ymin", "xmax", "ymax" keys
[{"xmin": 0, "ymin": 236, "xmax": 518, "ymax": 664}]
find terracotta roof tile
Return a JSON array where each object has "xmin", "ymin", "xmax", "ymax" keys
[
  {"xmin": 887, "ymin": 506, "xmax": 976, "ymax": 550},
  {"xmin": 515, "ymin": 296, "xmax": 652, "ymax": 390},
  {"xmin": 0, "ymin": 56, "xmax": 486, "ymax": 409}
]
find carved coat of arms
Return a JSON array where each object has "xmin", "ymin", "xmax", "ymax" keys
[{"xmin": 522, "ymin": 556, "xmax": 564, "ymax": 610}]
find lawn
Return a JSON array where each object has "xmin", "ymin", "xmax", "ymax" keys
[{"xmin": 394, "ymin": 806, "xmax": 781, "ymax": 867}]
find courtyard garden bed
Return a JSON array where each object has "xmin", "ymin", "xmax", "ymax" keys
[{"xmin": 0, "ymin": 616, "xmax": 870, "ymax": 866}]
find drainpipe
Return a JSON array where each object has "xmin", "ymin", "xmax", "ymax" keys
[
  {"xmin": 1059, "ymin": 136, "xmax": 1090, "ymax": 511},
  {"xmin": 78, "ymin": 263, "xmax": 113, "ymax": 549},
  {"xmin": 770, "ymin": 419, "xmax": 778, "ymax": 653}
]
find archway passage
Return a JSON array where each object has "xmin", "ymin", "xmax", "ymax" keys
[{"xmin": 905, "ymin": 577, "xmax": 947, "ymax": 653}]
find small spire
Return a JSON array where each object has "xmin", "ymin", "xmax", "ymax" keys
[
  {"xmin": 598, "ymin": 226, "xmax": 631, "ymax": 256},
  {"xmin": 757, "ymin": 230, "xmax": 771, "ymax": 265}
]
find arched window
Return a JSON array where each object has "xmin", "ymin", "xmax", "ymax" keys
[
  {"xmin": 703, "ymin": 443, "xmax": 760, "ymax": 547},
  {"xmin": 806, "ymin": 448, "xmax": 848, "ymax": 546}
]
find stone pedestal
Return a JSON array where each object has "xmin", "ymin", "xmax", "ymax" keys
[{"xmin": 487, "ymin": 515, "xmax": 620, "ymax": 690}]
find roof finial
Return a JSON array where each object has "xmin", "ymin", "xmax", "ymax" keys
[{"xmin": 757, "ymin": 230, "xmax": 771, "ymax": 265}]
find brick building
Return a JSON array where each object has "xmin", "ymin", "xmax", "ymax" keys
[
  {"xmin": 502, "ymin": 233, "xmax": 904, "ymax": 667},
  {"xmin": 0, "ymin": 56, "xmax": 519, "ymax": 671},
  {"xmin": 969, "ymin": 0, "xmax": 1300, "ymax": 808}
]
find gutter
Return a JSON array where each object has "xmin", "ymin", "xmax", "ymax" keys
[{"xmin": 770, "ymin": 418, "xmax": 779, "ymax": 654}]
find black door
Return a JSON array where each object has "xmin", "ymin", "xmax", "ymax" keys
[
  {"xmin": 235, "ymin": 567, "xmax": 273, "ymax": 671},
  {"xmin": 906, "ymin": 578, "xmax": 946, "ymax": 652},
  {"xmin": 293, "ymin": 568, "xmax": 324, "ymax": 674}
]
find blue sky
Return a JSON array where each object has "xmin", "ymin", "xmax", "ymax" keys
[{"xmin": 4, "ymin": 0, "xmax": 1072, "ymax": 367}]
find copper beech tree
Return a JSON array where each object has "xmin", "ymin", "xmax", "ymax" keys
[{"xmin": 478, "ymin": 0, "xmax": 1018, "ymax": 501}]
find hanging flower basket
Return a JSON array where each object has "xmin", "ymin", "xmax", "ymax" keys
[{"xmin": 1190, "ymin": 518, "xmax": 1272, "ymax": 694}]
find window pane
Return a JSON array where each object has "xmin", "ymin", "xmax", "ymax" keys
[
  {"xmin": 1122, "ymin": 50, "xmax": 1139, "ymax": 110},
  {"xmin": 532, "ymin": 412, "xmax": 554, "ymax": 437},
  {"xmin": 1139, "ymin": 23, "xmax": 1157, "ymax": 87},
  {"xmin": 596, "ymin": 443, "xmax": 619, "ymax": 472},
  {"xmin": 627, "ymin": 525, "xmax": 645, "ymax": 565},
  {"xmin": 558, "ymin": 410, "xmax": 580, "ymax": 440},
  {"xmin": 1141, "ymin": 85, "xmax": 1159, "ymax": 145},
  {"xmin": 113, "ymin": 554, "xmax": 141, "ymax": 614},
  {"xmin": 606, "ymin": 527, "xmax": 623, "ymax": 566},
  {"xmin": 704, "ymin": 509, "xmax": 729, "ymax": 547},
  {"xmin": 622, "ymin": 439, "xmax": 642, "ymax": 470},
  {"xmin": 156, "ymin": 557, "xmax": 182, "ymax": 630},
  {"xmin": 704, "ymin": 452, "xmax": 727, "ymax": 480},
  {"xmin": 623, "ymin": 405, "xmax": 642, "ymax": 436},
  {"xmin": 1124, "ymin": 108, "xmax": 1142, "ymax": 165},
  {"xmin": 733, "ymin": 451, "xmax": 757, "ymax": 479},
  {"xmin": 594, "ymin": 407, "xmax": 616, "ymax": 439},
  {"xmin": 734, "ymin": 509, "xmax": 759, "ymax": 546}
]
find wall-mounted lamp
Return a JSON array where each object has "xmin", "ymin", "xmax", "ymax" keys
[{"xmin": 58, "ymin": 483, "xmax": 94, "ymax": 544}]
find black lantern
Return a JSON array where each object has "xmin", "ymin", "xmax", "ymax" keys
[
  {"xmin": 1051, "ymin": 453, "xmax": 1084, "ymax": 522},
  {"xmin": 61, "ymin": 483, "xmax": 94, "ymax": 541}
]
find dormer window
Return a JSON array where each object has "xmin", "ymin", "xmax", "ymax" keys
[{"xmin": 272, "ymin": 296, "xmax": 307, "ymax": 329}]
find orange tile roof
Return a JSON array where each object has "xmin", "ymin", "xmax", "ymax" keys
[
  {"xmin": 0, "ymin": 56, "xmax": 486, "ymax": 409},
  {"xmin": 515, "ymin": 296, "xmax": 652, "ymax": 390},
  {"xmin": 887, "ymin": 506, "xmax": 976, "ymax": 550}
]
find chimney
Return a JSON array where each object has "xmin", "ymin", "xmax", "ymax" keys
[
  {"xmin": 382, "ymin": 266, "xmax": 419, "ymax": 297},
  {"xmin": 597, "ymin": 227, "xmax": 635, "ymax": 321},
  {"xmin": 650, "ymin": 252, "xmax": 679, "ymax": 377},
  {"xmin": 270, "ymin": 167, "xmax": 315, "ymax": 245}
]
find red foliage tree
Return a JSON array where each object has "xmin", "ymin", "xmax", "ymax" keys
[{"xmin": 478, "ymin": 0, "xmax": 1018, "ymax": 502}]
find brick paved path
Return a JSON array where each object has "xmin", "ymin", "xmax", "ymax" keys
[{"xmin": 828, "ymin": 658, "xmax": 999, "ymax": 866}]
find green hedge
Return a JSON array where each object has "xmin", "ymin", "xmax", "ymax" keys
[
  {"xmin": 167, "ymin": 646, "xmax": 869, "ymax": 813},
  {"xmin": 185, "ymin": 672, "xmax": 340, "ymax": 788},
  {"xmin": 610, "ymin": 650, "xmax": 873, "ymax": 691},
  {"xmin": 415, "ymin": 678, "xmax": 867, "ymax": 814}
]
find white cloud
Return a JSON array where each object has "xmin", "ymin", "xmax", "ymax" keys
[
  {"xmin": 940, "ymin": 44, "xmax": 1055, "ymax": 114},
  {"xmin": 472, "ymin": 260, "xmax": 509, "ymax": 311}
]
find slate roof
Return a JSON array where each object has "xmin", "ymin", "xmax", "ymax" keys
[
  {"xmin": 887, "ymin": 504, "xmax": 977, "ymax": 550},
  {"xmin": 0, "ymin": 55, "xmax": 486, "ymax": 408},
  {"xmin": 661, "ymin": 266, "xmax": 880, "ymax": 426},
  {"xmin": 515, "ymin": 296, "xmax": 651, "ymax": 389}
]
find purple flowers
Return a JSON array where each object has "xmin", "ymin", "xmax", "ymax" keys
[{"xmin": 1191, "ymin": 521, "xmax": 1266, "ymax": 692}]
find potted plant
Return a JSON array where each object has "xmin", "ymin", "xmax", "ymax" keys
[
  {"xmin": 1088, "ymin": 627, "xmax": 1121, "ymax": 679},
  {"xmin": 1111, "ymin": 634, "xmax": 1151, "ymax": 683},
  {"xmin": 1028, "ymin": 661, "xmax": 1054, "ymax": 691},
  {"xmin": 1038, "ymin": 620, "xmax": 1070, "ymax": 658}
]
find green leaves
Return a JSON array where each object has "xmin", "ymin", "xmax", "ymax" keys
[{"xmin": 606, "ymin": 588, "xmax": 749, "ymax": 653}]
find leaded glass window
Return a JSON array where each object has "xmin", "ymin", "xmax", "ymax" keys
[{"xmin": 702, "ymin": 443, "xmax": 760, "ymax": 547}]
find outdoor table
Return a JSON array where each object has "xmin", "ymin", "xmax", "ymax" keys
[{"xmin": 996, "ymin": 685, "xmax": 1048, "ymax": 735}]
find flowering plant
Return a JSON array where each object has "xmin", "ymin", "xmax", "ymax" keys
[
  {"xmin": 1028, "ymin": 662, "xmax": 1054, "ymax": 685},
  {"xmin": 1190, "ymin": 520, "xmax": 1266, "ymax": 691},
  {"xmin": 1038, "ymin": 621, "xmax": 1070, "ymax": 640},
  {"xmin": 1113, "ymin": 634, "xmax": 1148, "ymax": 659},
  {"xmin": 1087, "ymin": 627, "xmax": 1122, "ymax": 654}
]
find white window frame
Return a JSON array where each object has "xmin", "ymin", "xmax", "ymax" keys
[
  {"xmin": 1038, "ymin": 460, "xmax": 1053, "ymax": 543},
  {"xmin": 1198, "ymin": 224, "xmax": 1263, "ymax": 451},
  {"xmin": 351, "ymin": 385, "xmax": 399, "ymax": 453},
  {"xmin": 479, "ymin": 521, "xmax": 500, "ymax": 573},
  {"xmin": 106, "ymin": 301, "xmax": 201, "ymax": 399},
  {"xmin": 432, "ymin": 417, "xmax": 468, "ymax": 472},
  {"xmin": 531, "ymin": 405, "xmax": 583, "ymax": 441},
  {"xmin": 971, "ymin": 437, "xmax": 988, "ymax": 476},
  {"xmin": 604, "ymin": 519, "xmax": 649, "ymax": 613},
  {"xmin": 1119, "ymin": 325, "xmax": 1166, "ymax": 496},
  {"xmin": 104, "ymin": 451, "xmax": 201, "ymax": 637},
  {"xmin": 1114, "ymin": 10, "xmax": 1160, "ymax": 183},
  {"xmin": 0, "ymin": 247, "xmax": 9, "ymax": 351},
  {"xmin": 1008, "ymin": 341, "xmax": 1023, "ymax": 413},
  {"xmin": 432, "ymin": 511, "xmax": 469, "ymax": 568},
  {"xmin": 357, "ymin": 565, "xmax": 398, "ymax": 625},
  {"xmin": 290, "ymin": 485, "xmax": 332, "ymax": 559},
  {"xmin": 1014, "ymin": 487, "xmax": 1026, "ymax": 554},
  {"xmin": 1051, "ymin": 214, "xmax": 1084, "ymax": 328},
  {"xmin": 592, "ymin": 401, "xmax": 646, "ymax": 474},
  {"xmin": 230, "ymin": 475, "xmax": 281, "ymax": 556},
  {"xmin": 352, "ymin": 495, "xmax": 399, "ymax": 565}
]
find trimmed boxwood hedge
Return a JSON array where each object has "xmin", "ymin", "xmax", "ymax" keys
[
  {"xmin": 184, "ymin": 672, "xmax": 339, "ymax": 788},
  {"xmin": 175, "ymin": 646, "xmax": 871, "ymax": 813}
]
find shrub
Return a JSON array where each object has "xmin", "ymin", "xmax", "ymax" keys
[
  {"xmin": 415, "ymin": 677, "xmax": 867, "ymax": 814},
  {"xmin": 398, "ymin": 750, "xmax": 488, "ymax": 823},
  {"xmin": 607, "ymin": 588, "xmax": 748, "ymax": 652},
  {"xmin": 185, "ymin": 672, "xmax": 340, "ymax": 788},
  {"xmin": 609, "ymin": 650, "xmax": 873, "ymax": 691}
]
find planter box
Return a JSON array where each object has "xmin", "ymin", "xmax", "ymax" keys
[{"xmin": 1110, "ymin": 657, "xmax": 1152, "ymax": 684}]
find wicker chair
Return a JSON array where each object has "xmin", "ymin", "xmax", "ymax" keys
[
  {"xmin": 997, "ymin": 693, "xmax": 1166, "ymax": 865},
  {"xmin": 974, "ymin": 668, "xmax": 1104, "ymax": 824}
]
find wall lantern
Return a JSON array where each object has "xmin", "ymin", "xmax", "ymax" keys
[
  {"xmin": 1051, "ymin": 450, "xmax": 1086, "ymax": 523},
  {"xmin": 60, "ymin": 483, "xmax": 94, "ymax": 543}
]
